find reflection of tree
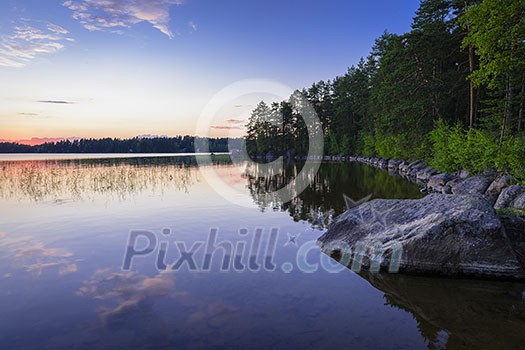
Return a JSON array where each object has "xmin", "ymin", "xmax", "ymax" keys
[
  {"xmin": 244, "ymin": 162, "xmax": 424, "ymax": 228},
  {"xmin": 354, "ymin": 272, "xmax": 525, "ymax": 349},
  {"xmin": 0, "ymin": 157, "xmax": 230, "ymax": 202}
]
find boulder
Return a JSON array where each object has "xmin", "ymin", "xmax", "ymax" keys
[
  {"xmin": 427, "ymin": 173, "xmax": 454, "ymax": 193},
  {"xmin": 453, "ymin": 169, "xmax": 470, "ymax": 179},
  {"xmin": 499, "ymin": 215, "xmax": 525, "ymax": 269},
  {"xmin": 484, "ymin": 175, "xmax": 512, "ymax": 205},
  {"xmin": 450, "ymin": 175, "xmax": 495, "ymax": 196},
  {"xmin": 318, "ymin": 194, "xmax": 525, "ymax": 280},
  {"xmin": 510, "ymin": 192, "xmax": 525, "ymax": 210},
  {"xmin": 388, "ymin": 159, "xmax": 401, "ymax": 170},
  {"xmin": 494, "ymin": 185, "xmax": 525, "ymax": 210},
  {"xmin": 416, "ymin": 168, "xmax": 438, "ymax": 182}
]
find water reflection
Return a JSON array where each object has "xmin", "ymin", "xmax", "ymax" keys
[
  {"xmin": 344, "ymin": 271, "xmax": 525, "ymax": 349},
  {"xmin": 0, "ymin": 157, "xmax": 205, "ymax": 202},
  {"xmin": 244, "ymin": 161, "xmax": 424, "ymax": 228},
  {"xmin": 0, "ymin": 158, "xmax": 422, "ymax": 229},
  {"xmin": 0, "ymin": 231, "xmax": 78, "ymax": 277},
  {"xmin": 77, "ymin": 268, "xmax": 178, "ymax": 324}
]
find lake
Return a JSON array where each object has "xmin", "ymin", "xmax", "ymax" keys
[{"xmin": 0, "ymin": 154, "xmax": 524, "ymax": 349}]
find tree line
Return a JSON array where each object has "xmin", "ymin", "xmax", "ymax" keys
[
  {"xmin": 0, "ymin": 136, "xmax": 241, "ymax": 154},
  {"xmin": 246, "ymin": 0, "xmax": 524, "ymax": 180}
]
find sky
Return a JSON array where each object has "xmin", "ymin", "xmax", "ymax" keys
[{"xmin": 0, "ymin": 0, "xmax": 420, "ymax": 144}]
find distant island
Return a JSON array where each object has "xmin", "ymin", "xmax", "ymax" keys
[{"xmin": 0, "ymin": 136, "xmax": 243, "ymax": 154}]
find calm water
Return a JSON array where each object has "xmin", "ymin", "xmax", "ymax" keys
[{"xmin": 0, "ymin": 155, "xmax": 524, "ymax": 349}]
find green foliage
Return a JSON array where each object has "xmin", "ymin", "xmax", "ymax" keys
[
  {"xmin": 460, "ymin": 0, "xmax": 525, "ymax": 89},
  {"xmin": 243, "ymin": 0, "xmax": 525, "ymax": 183},
  {"xmin": 428, "ymin": 119, "xmax": 525, "ymax": 181}
]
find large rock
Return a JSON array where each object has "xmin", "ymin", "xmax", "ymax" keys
[
  {"xmin": 499, "ymin": 216, "xmax": 525, "ymax": 269},
  {"xmin": 318, "ymin": 194, "xmax": 525, "ymax": 280},
  {"xmin": 450, "ymin": 175, "xmax": 495, "ymax": 196},
  {"xmin": 494, "ymin": 185, "xmax": 525, "ymax": 210}
]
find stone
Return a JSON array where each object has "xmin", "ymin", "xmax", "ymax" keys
[
  {"xmin": 318, "ymin": 194, "xmax": 525, "ymax": 280},
  {"xmin": 416, "ymin": 168, "xmax": 438, "ymax": 182},
  {"xmin": 484, "ymin": 175, "xmax": 513, "ymax": 205},
  {"xmin": 450, "ymin": 175, "xmax": 495, "ymax": 196},
  {"xmin": 388, "ymin": 159, "xmax": 401, "ymax": 170},
  {"xmin": 494, "ymin": 185, "xmax": 525, "ymax": 210},
  {"xmin": 427, "ymin": 173, "xmax": 454, "ymax": 192},
  {"xmin": 511, "ymin": 192, "xmax": 525, "ymax": 210},
  {"xmin": 453, "ymin": 169, "xmax": 470, "ymax": 179}
]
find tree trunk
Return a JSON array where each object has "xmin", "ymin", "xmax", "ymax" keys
[
  {"xmin": 468, "ymin": 44, "xmax": 476, "ymax": 129},
  {"xmin": 500, "ymin": 76, "xmax": 513, "ymax": 150},
  {"xmin": 518, "ymin": 73, "xmax": 524, "ymax": 132},
  {"xmin": 465, "ymin": 1, "xmax": 476, "ymax": 129}
]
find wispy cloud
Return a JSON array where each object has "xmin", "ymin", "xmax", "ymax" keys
[
  {"xmin": 226, "ymin": 119, "xmax": 245, "ymax": 124},
  {"xmin": 211, "ymin": 125, "xmax": 243, "ymax": 130},
  {"xmin": 0, "ymin": 232, "xmax": 79, "ymax": 277},
  {"xmin": 38, "ymin": 100, "xmax": 75, "ymax": 104},
  {"xmin": 0, "ymin": 21, "xmax": 73, "ymax": 68},
  {"xmin": 63, "ymin": 0, "xmax": 183, "ymax": 38},
  {"xmin": 77, "ymin": 268, "xmax": 178, "ymax": 322}
]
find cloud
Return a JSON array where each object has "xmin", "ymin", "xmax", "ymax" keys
[
  {"xmin": 18, "ymin": 112, "xmax": 39, "ymax": 116},
  {"xmin": 4, "ymin": 137, "xmax": 69, "ymax": 146},
  {"xmin": 38, "ymin": 100, "xmax": 75, "ymax": 104},
  {"xmin": 226, "ymin": 119, "xmax": 245, "ymax": 124},
  {"xmin": 63, "ymin": 0, "xmax": 183, "ymax": 38},
  {"xmin": 77, "ymin": 268, "xmax": 178, "ymax": 322},
  {"xmin": 0, "ymin": 21, "xmax": 73, "ymax": 68},
  {"xmin": 0, "ymin": 232, "xmax": 78, "ymax": 276},
  {"xmin": 211, "ymin": 125, "xmax": 243, "ymax": 130}
]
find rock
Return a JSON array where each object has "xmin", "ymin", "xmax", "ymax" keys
[
  {"xmin": 453, "ymin": 169, "xmax": 470, "ymax": 179},
  {"xmin": 499, "ymin": 216, "xmax": 525, "ymax": 270},
  {"xmin": 450, "ymin": 175, "xmax": 495, "ymax": 196},
  {"xmin": 416, "ymin": 168, "xmax": 438, "ymax": 182},
  {"xmin": 388, "ymin": 159, "xmax": 401, "ymax": 170},
  {"xmin": 398, "ymin": 161, "xmax": 410, "ymax": 174},
  {"xmin": 484, "ymin": 175, "xmax": 513, "ymax": 205},
  {"xmin": 494, "ymin": 185, "xmax": 525, "ymax": 210},
  {"xmin": 378, "ymin": 159, "xmax": 389, "ymax": 169},
  {"xmin": 408, "ymin": 160, "xmax": 424, "ymax": 169},
  {"xmin": 510, "ymin": 192, "xmax": 525, "ymax": 210},
  {"xmin": 318, "ymin": 194, "xmax": 525, "ymax": 280},
  {"xmin": 427, "ymin": 173, "xmax": 454, "ymax": 192}
]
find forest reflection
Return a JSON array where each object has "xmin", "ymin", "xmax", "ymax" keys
[
  {"xmin": 0, "ymin": 157, "xmax": 423, "ymax": 228},
  {"xmin": 353, "ymin": 272, "xmax": 525, "ymax": 349},
  {"xmin": 243, "ymin": 161, "xmax": 424, "ymax": 229}
]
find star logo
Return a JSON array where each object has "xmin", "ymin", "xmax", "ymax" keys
[
  {"xmin": 284, "ymin": 232, "xmax": 300, "ymax": 247},
  {"xmin": 343, "ymin": 193, "xmax": 372, "ymax": 210}
]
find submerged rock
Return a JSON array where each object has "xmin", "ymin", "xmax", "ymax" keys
[{"xmin": 318, "ymin": 194, "xmax": 525, "ymax": 280}]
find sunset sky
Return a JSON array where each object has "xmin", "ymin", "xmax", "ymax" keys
[{"xmin": 0, "ymin": 0, "xmax": 419, "ymax": 144}]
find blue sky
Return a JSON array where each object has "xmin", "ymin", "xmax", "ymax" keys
[{"xmin": 0, "ymin": 0, "xmax": 420, "ymax": 142}]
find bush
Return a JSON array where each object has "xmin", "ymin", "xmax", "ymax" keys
[{"xmin": 427, "ymin": 119, "xmax": 525, "ymax": 182}]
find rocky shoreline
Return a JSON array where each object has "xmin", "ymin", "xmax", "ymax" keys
[{"xmin": 315, "ymin": 155, "xmax": 525, "ymax": 280}]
